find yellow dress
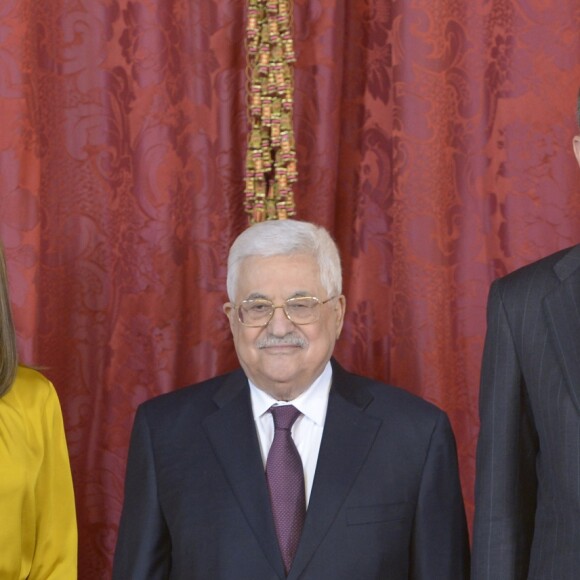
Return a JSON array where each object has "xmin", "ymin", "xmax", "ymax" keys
[{"xmin": 0, "ymin": 366, "xmax": 77, "ymax": 579}]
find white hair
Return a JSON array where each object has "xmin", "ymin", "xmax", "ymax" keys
[{"xmin": 227, "ymin": 220, "xmax": 342, "ymax": 301}]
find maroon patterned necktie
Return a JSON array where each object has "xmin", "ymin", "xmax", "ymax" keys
[{"xmin": 266, "ymin": 405, "xmax": 306, "ymax": 576}]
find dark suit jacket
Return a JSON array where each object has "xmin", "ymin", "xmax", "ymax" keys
[
  {"xmin": 113, "ymin": 360, "xmax": 469, "ymax": 579},
  {"xmin": 472, "ymin": 244, "xmax": 580, "ymax": 579}
]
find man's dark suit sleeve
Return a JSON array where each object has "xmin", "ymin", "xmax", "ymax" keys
[
  {"xmin": 472, "ymin": 281, "xmax": 538, "ymax": 579},
  {"xmin": 410, "ymin": 411, "xmax": 470, "ymax": 579},
  {"xmin": 113, "ymin": 405, "xmax": 172, "ymax": 579}
]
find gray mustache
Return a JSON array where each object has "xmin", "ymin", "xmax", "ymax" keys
[{"xmin": 256, "ymin": 335, "xmax": 308, "ymax": 349}]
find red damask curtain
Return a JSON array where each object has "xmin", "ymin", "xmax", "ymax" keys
[{"xmin": 1, "ymin": 0, "xmax": 579, "ymax": 577}]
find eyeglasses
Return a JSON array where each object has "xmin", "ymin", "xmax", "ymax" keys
[{"xmin": 233, "ymin": 296, "xmax": 337, "ymax": 327}]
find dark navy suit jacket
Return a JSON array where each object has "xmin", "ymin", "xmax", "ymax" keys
[
  {"xmin": 113, "ymin": 360, "xmax": 469, "ymax": 579},
  {"xmin": 473, "ymin": 244, "xmax": 580, "ymax": 579}
]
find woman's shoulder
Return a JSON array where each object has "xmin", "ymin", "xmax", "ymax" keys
[{"xmin": 4, "ymin": 366, "xmax": 56, "ymax": 408}]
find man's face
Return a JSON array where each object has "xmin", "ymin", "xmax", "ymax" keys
[{"xmin": 224, "ymin": 253, "xmax": 345, "ymax": 400}]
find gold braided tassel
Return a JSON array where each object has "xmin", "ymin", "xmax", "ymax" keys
[{"xmin": 245, "ymin": 0, "xmax": 297, "ymax": 224}]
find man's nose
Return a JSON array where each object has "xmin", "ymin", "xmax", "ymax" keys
[{"xmin": 267, "ymin": 305, "xmax": 295, "ymax": 335}]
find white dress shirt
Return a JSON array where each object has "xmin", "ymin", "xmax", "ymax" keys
[{"xmin": 249, "ymin": 361, "xmax": 332, "ymax": 506}]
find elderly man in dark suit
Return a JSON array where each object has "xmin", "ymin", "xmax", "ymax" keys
[
  {"xmin": 472, "ymin": 96, "xmax": 580, "ymax": 579},
  {"xmin": 113, "ymin": 219, "xmax": 469, "ymax": 579}
]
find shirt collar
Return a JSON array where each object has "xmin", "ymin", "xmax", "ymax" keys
[{"xmin": 249, "ymin": 361, "xmax": 332, "ymax": 427}]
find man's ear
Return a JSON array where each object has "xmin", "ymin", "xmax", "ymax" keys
[
  {"xmin": 334, "ymin": 295, "xmax": 346, "ymax": 337},
  {"xmin": 223, "ymin": 303, "xmax": 236, "ymax": 331},
  {"xmin": 573, "ymin": 135, "xmax": 580, "ymax": 168}
]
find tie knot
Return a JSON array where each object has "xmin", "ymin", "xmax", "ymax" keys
[{"xmin": 269, "ymin": 405, "xmax": 301, "ymax": 430}]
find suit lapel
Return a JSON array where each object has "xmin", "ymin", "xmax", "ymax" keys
[
  {"xmin": 202, "ymin": 371, "xmax": 285, "ymax": 579},
  {"xmin": 544, "ymin": 244, "xmax": 580, "ymax": 414},
  {"xmin": 288, "ymin": 362, "xmax": 381, "ymax": 579}
]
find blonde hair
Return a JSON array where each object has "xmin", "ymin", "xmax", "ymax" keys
[{"xmin": 0, "ymin": 243, "xmax": 18, "ymax": 397}]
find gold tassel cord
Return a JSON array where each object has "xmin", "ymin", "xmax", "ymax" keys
[{"xmin": 245, "ymin": 0, "xmax": 297, "ymax": 224}]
